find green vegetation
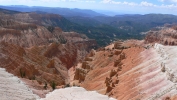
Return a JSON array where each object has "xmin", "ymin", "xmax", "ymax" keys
[
  {"xmin": 36, "ymin": 15, "xmax": 128, "ymax": 46},
  {"xmin": 19, "ymin": 68, "xmax": 26, "ymax": 78},
  {"xmin": 65, "ymin": 14, "xmax": 177, "ymax": 46},
  {"xmin": 47, "ymin": 26, "xmax": 55, "ymax": 33},
  {"xmin": 58, "ymin": 14, "xmax": 177, "ymax": 47},
  {"xmin": 94, "ymin": 14, "xmax": 177, "ymax": 37},
  {"xmin": 64, "ymin": 84, "xmax": 70, "ymax": 88},
  {"xmin": 58, "ymin": 35, "xmax": 67, "ymax": 44},
  {"xmin": 2, "ymin": 7, "xmax": 177, "ymax": 47},
  {"xmin": 51, "ymin": 81, "xmax": 56, "ymax": 90}
]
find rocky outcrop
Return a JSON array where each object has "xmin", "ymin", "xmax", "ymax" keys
[
  {"xmin": 39, "ymin": 87, "xmax": 116, "ymax": 100},
  {"xmin": 87, "ymin": 49, "xmax": 96, "ymax": 57},
  {"xmin": 105, "ymin": 52, "xmax": 126, "ymax": 95},
  {"xmin": 72, "ymin": 41, "xmax": 177, "ymax": 100},
  {"xmin": 74, "ymin": 56, "xmax": 93, "ymax": 82},
  {"xmin": 145, "ymin": 26, "xmax": 177, "ymax": 45},
  {"xmin": 0, "ymin": 68, "xmax": 39, "ymax": 100},
  {"xmin": 105, "ymin": 69, "xmax": 119, "ymax": 94},
  {"xmin": 155, "ymin": 43, "xmax": 177, "ymax": 83},
  {"xmin": 73, "ymin": 44, "xmax": 128, "ymax": 95},
  {"xmin": 74, "ymin": 68, "xmax": 88, "ymax": 82},
  {"xmin": 114, "ymin": 41, "xmax": 123, "ymax": 49}
]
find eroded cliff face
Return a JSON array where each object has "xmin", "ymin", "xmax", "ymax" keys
[
  {"xmin": 0, "ymin": 38, "xmax": 97, "ymax": 96},
  {"xmin": 0, "ymin": 10, "xmax": 72, "ymax": 30},
  {"xmin": 72, "ymin": 40, "xmax": 177, "ymax": 100},
  {"xmin": 0, "ymin": 10, "xmax": 98, "ymax": 98},
  {"xmin": 145, "ymin": 26, "xmax": 177, "ymax": 45}
]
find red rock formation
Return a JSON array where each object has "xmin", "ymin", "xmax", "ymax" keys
[
  {"xmin": 0, "ymin": 34, "xmax": 97, "ymax": 97},
  {"xmin": 0, "ymin": 10, "xmax": 98, "ymax": 98},
  {"xmin": 73, "ymin": 40, "xmax": 177, "ymax": 100},
  {"xmin": 145, "ymin": 26, "xmax": 177, "ymax": 45},
  {"xmin": 73, "ymin": 42, "xmax": 130, "ymax": 94}
]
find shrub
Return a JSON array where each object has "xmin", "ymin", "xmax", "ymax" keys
[
  {"xmin": 47, "ymin": 26, "xmax": 55, "ymax": 33},
  {"xmin": 65, "ymin": 84, "xmax": 70, "ymax": 88},
  {"xmin": 59, "ymin": 35, "xmax": 67, "ymax": 44},
  {"xmin": 44, "ymin": 82, "xmax": 48, "ymax": 90},
  {"xmin": 51, "ymin": 81, "xmax": 56, "ymax": 90},
  {"xmin": 19, "ymin": 68, "xmax": 26, "ymax": 78}
]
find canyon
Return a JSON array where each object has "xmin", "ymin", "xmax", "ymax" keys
[
  {"xmin": 71, "ymin": 26, "xmax": 177, "ymax": 100},
  {"xmin": 1, "ymin": 8, "xmax": 177, "ymax": 100},
  {"xmin": 0, "ymin": 8, "xmax": 98, "ymax": 98}
]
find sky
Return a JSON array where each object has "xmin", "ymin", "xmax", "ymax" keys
[{"xmin": 1, "ymin": 0, "xmax": 177, "ymax": 14}]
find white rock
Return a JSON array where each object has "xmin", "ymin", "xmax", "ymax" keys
[
  {"xmin": 0, "ymin": 68, "xmax": 39, "ymax": 100},
  {"xmin": 39, "ymin": 87, "xmax": 116, "ymax": 100}
]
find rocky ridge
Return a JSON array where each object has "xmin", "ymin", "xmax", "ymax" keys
[
  {"xmin": 0, "ymin": 68, "xmax": 39, "ymax": 100},
  {"xmin": 72, "ymin": 39, "xmax": 177, "ymax": 100},
  {"xmin": 145, "ymin": 26, "xmax": 177, "ymax": 45}
]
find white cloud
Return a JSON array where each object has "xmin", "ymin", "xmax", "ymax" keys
[
  {"xmin": 85, "ymin": 0, "xmax": 95, "ymax": 3},
  {"xmin": 69, "ymin": 0, "xmax": 79, "ymax": 2},
  {"xmin": 140, "ymin": 1, "xmax": 157, "ymax": 7},
  {"xmin": 161, "ymin": 3, "xmax": 177, "ymax": 9},
  {"xmin": 68, "ymin": 0, "xmax": 95, "ymax": 3},
  {"xmin": 122, "ymin": 2, "xmax": 138, "ymax": 6},
  {"xmin": 172, "ymin": 0, "xmax": 177, "ymax": 2},
  {"xmin": 101, "ymin": 0, "xmax": 138, "ymax": 6},
  {"xmin": 101, "ymin": 0, "xmax": 177, "ymax": 8},
  {"xmin": 159, "ymin": 0, "xmax": 177, "ymax": 3},
  {"xmin": 101, "ymin": 0, "xmax": 112, "ymax": 3},
  {"xmin": 158, "ymin": 0, "xmax": 165, "ymax": 2}
]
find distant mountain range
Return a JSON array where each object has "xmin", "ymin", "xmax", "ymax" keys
[
  {"xmin": 0, "ymin": 6, "xmax": 177, "ymax": 46},
  {"xmin": 0, "ymin": 5, "xmax": 106, "ymax": 17},
  {"xmin": 0, "ymin": 7, "xmax": 125, "ymax": 46}
]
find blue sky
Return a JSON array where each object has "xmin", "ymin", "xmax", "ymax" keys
[{"xmin": 1, "ymin": 0, "xmax": 177, "ymax": 14}]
